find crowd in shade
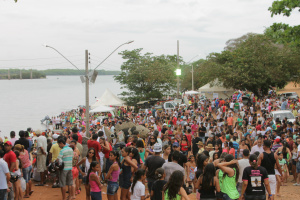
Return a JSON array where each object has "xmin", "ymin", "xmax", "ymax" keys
[{"xmin": 1, "ymin": 89, "xmax": 300, "ymax": 200}]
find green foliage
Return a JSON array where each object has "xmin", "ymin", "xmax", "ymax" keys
[
  {"xmin": 0, "ymin": 69, "xmax": 46, "ymax": 79},
  {"xmin": 200, "ymin": 34, "xmax": 299, "ymax": 96},
  {"xmin": 114, "ymin": 48, "xmax": 178, "ymax": 105},
  {"xmin": 266, "ymin": 0, "xmax": 300, "ymax": 47},
  {"xmin": 269, "ymin": 0, "xmax": 300, "ymax": 17}
]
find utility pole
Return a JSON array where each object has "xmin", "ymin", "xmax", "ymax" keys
[
  {"xmin": 8, "ymin": 69, "xmax": 10, "ymax": 80},
  {"xmin": 30, "ymin": 69, "xmax": 33, "ymax": 79},
  {"xmin": 177, "ymin": 40, "xmax": 179, "ymax": 98},
  {"xmin": 192, "ymin": 64, "xmax": 194, "ymax": 91},
  {"xmin": 85, "ymin": 50, "xmax": 90, "ymax": 137}
]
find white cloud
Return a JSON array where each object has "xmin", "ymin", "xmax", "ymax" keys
[{"xmin": 0, "ymin": 0, "xmax": 299, "ymax": 70}]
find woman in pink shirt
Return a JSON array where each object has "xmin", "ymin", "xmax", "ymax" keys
[
  {"xmin": 14, "ymin": 144, "xmax": 33, "ymax": 198},
  {"xmin": 88, "ymin": 161, "xmax": 103, "ymax": 200}
]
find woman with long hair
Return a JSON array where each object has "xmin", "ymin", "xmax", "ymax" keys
[
  {"xmin": 77, "ymin": 148, "xmax": 100, "ymax": 200},
  {"xmin": 130, "ymin": 169, "xmax": 146, "ymax": 200},
  {"xmin": 217, "ymin": 154, "xmax": 239, "ymax": 200},
  {"xmin": 180, "ymin": 135, "xmax": 189, "ymax": 156},
  {"xmin": 105, "ymin": 151, "xmax": 121, "ymax": 200},
  {"xmin": 240, "ymin": 154, "xmax": 272, "ymax": 200},
  {"xmin": 120, "ymin": 147, "xmax": 138, "ymax": 200},
  {"xmin": 130, "ymin": 148, "xmax": 141, "ymax": 169},
  {"xmin": 146, "ymin": 135, "xmax": 157, "ymax": 156},
  {"xmin": 87, "ymin": 161, "xmax": 103, "ymax": 200},
  {"xmin": 136, "ymin": 140, "xmax": 145, "ymax": 164},
  {"xmin": 13, "ymin": 150, "xmax": 23, "ymax": 200},
  {"xmin": 161, "ymin": 145, "xmax": 171, "ymax": 163},
  {"xmin": 163, "ymin": 170, "xmax": 190, "ymax": 200},
  {"xmin": 195, "ymin": 163, "xmax": 220, "ymax": 199},
  {"xmin": 14, "ymin": 144, "xmax": 33, "ymax": 198}
]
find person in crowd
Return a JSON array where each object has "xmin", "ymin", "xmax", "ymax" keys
[
  {"xmin": 14, "ymin": 144, "xmax": 33, "ymax": 198},
  {"xmin": 217, "ymin": 154, "xmax": 240, "ymax": 200},
  {"xmin": 162, "ymin": 170, "xmax": 190, "ymax": 200},
  {"xmin": 13, "ymin": 150, "xmax": 23, "ymax": 200},
  {"xmin": 14, "ymin": 130, "xmax": 29, "ymax": 151},
  {"xmin": 237, "ymin": 149, "xmax": 250, "ymax": 195},
  {"xmin": 130, "ymin": 169, "xmax": 146, "ymax": 200},
  {"xmin": 195, "ymin": 163, "xmax": 220, "ymax": 199},
  {"xmin": 162, "ymin": 151, "xmax": 185, "ymax": 181},
  {"xmin": 57, "ymin": 137, "xmax": 74, "ymax": 200},
  {"xmin": 120, "ymin": 147, "xmax": 138, "ymax": 200},
  {"xmin": 240, "ymin": 154, "xmax": 272, "ymax": 200},
  {"xmin": 136, "ymin": 140, "xmax": 145, "ymax": 164},
  {"xmin": 105, "ymin": 151, "xmax": 120, "ymax": 200},
  {"xmin": 258, "ymin": 139, "xmax": 282, "ymax": 200},
  {"xmin": 4, "ymin": 141, "xmax": 16, "ymax": 200},
  {"xmin": 161, "ymin": 144, "xmax": 171, "ymax": 163},
  {"xmin": 87, "ymin": 161, "xmax": 103, "ymax": 200},
  {"xmin": 142, "ymin": 143, "xmax": 165, "ymax": 199},
  {"xmin": 185, "ymin": 155, "xmax": 196, "ymax": 190},
  {"xmin": 9, "ymin": 131, "xmax": 17, "ymax": 147},
  {"xmin": 0, "ymin": 149, "xmax": 10, "ymax": 200},
  {"xmin": 99, "ymin": 137, "xmax": 112, "ymax": 180},
  {"xmin": 150, "ymin": 168, "xmax": 166, "ymax": 200},
  {"xmin": 77, "ymin": 148, "xmax": 99, "ymax": 200},
  {"xmin": 35, "ymin": 129, "xmax": 48, "ymax": 186}
]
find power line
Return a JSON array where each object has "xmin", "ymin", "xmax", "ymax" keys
[{"xmin": 0, "ymin": 55, "xmax": 82, "ymax": 62}]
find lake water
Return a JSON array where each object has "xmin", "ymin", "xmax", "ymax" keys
[{"xmin": 0, "ymin": 75, "xmax": 124, "ymax": 138}]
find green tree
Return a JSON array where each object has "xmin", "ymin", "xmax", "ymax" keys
[
  {"xmin": 266, "ymin": 0, "xmax": 300, "ymax": 47},
  {"xmin": 208, "ymin": 34, "xmax": 298, "ymax": 96},
  {"xmin": 114, "ymin": 48, "xmax": 178, "ymax": 105}
]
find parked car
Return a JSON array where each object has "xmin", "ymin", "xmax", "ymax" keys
[
  {"xmin": 280, "ymin": 92, "xmax": 298, "ymax": 100},
  {"xmin": 270, "ymin": 110, "xmax": 295, "ymax": 124}
]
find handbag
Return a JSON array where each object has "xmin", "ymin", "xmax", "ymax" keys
[{"xmin": 10, "ymin": 172, "xmax": 20, "ymax": 183}]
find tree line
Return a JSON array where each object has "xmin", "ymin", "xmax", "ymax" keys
[{"xmin": 114, "ymin": 0, "xmax": 300, "ymax": 105}]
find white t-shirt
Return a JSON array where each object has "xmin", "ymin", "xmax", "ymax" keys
[
  {"xmin": 297, "ymin": 144, "xmax": 300, "ymax": 161},
  {"xmin": 238, "ymin": 159, "xmax": 250, "ymax": 183},
  {"xmin": 230, "ymin": 102, "xmax": 234, "ymax": 109},
  {"xmin": 130, "ymin": 181, "xmax": 145, "ymax": 200}
]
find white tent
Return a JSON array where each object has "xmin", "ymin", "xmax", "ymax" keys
[
  {"xmin": 89, "ymin": 105, "xmax": 115, "ymax": 113},
  {"xmin": 184, "ymin": 90, "xmax": 199, "ymax": 95},
  {"xmin": 91, "ymin": 89, "xmax": 125, "ymax": 109},
  {"xmin": 198, "ymin": 79, "xmax": 234, "ymax": 99}
]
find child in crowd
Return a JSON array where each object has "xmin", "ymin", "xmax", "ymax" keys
[
  {"xmin": 151, "ymin": 168, "xmax": 166, "ymax": 200},
  {"xmin": 105, "ymin": 151, "xmax": 120, "ymax": 200},
  {"xmin": 88, "ymin": 161, "xmax": 103, "ymax": 200},
  {"xmin": 130, "ymin": 169, "xmax": 146, "ymax": 200}
]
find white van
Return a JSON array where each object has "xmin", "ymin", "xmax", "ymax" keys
[{"xmin": 270, "ymin": 110, "xmax": 295, "ymax": 124}]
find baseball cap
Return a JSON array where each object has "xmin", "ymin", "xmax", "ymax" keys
[
  {"xmin": 173, "ymin": 142, "xmax": 179, "ymax": 147},
  {"xmin": 4, "ymin": 141, "xmax": 12, "ymax": 146},
  {"xmin": 275, "ymin": 138, "xmax": 281, "ymax": 143},
  {"xmin": 153, "ymin": 143, "xmax": 162, "ymax": 152},
  {"xmin": 163, "ymin": 123, "xmax": 167, "ymax": 126}
]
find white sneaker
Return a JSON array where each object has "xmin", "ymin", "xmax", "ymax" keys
[{"xmin": 293, "ymin": 183, "xmax": 300, "ymax": 186}]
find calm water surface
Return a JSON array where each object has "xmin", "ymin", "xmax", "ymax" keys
[{"xmin": 0, "ymin": 75, "xmax": 124, "ymax": 138}]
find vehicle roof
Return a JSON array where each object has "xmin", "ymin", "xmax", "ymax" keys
[{"xmin": 270, "ymin": 110, "xmax": 293, "ymax": 114}]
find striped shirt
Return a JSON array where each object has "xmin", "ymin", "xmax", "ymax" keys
[{"xmin": 57, "ymin": 145, "xmax": 73, "ymax": 171}]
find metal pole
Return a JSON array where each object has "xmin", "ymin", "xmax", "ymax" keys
[
  {"xmin": 8, "ymin": 69, "xmax": 10, "ymax": 80},
  {"xmin": 20, "ymin": 69, "xmax": 22, "ymax": 80},
  {"xmin": 85, "ymin": 50, "xmax": 90, "ymax": 137},
  {"xmin": 177, "ymin": 40, "xmax": 179, "ymax": 98},
  {"xmin": 192, "ymin": 64, "xmax": 194, "ymax": 91},
  {"xmin": 30, "ymin": 69, "xmax": 33, "ymax": 79}
]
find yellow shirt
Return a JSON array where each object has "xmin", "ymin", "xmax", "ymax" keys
[{"xmin": 49, "ymin": 143, "xmax": 62, "ymax": 162}]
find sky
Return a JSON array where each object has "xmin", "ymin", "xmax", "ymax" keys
[{"xmin": 0, "ymin": 0, "xmax": 299, "ymax": 71}]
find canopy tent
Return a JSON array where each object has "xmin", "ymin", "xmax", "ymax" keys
[
  {"xmin": 184, "ymin": 90, "xmax": 199, "ymax": 95},
  {"xmin": 198, "ymin": 79, "xmax": 234, "ymax": 99},
  {"xmin": 91, "ymin": 88, "xmax": 125, "ymax": 109},
  {"xmin": 89, "ymin": 105, "xmax": 115, "ymax": 113}
]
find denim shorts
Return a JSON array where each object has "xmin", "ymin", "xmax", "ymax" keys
[
  {"xmin": 90, "ymin": 191, "xmax": 102, "ymax": 200},
  {"xmin": 22, "ymin": 165, "xmax": 32, "ymax": 183},
  {"xmin": 107, "ymin": 181, "xmax": 119, "ymax": 195}
]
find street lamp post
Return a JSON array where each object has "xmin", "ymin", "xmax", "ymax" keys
[
  {"xmin": 44, "ymin": 41, "xmax": 134, "ymax": 137},
  {"xmin": 186, "ymin": 54, "xmax": 200, "ymax": 91}
]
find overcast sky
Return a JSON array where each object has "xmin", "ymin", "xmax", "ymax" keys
[{"xmin": 0, "ymin": 0, "xmax": 299, "ymax": 71}]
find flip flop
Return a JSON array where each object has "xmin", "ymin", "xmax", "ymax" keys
[
  {"xmin": 35, "ymin": 184, "xmax": 44, "ymax": 186},
  {"xmin": 29, "ymin": 191, "xmax": 34, "ymax": 195}
]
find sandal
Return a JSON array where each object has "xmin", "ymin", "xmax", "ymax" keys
[
  {"xmin": 24, "ymin": 195, "xmax": 30, "ymax": 198},
  {"xmin": 35, "ymin": 184, "xmax": 44, "ymax": 186},
  {"xmin": 29, "ymin": 191, "xmax": 34, "ymax": 195}
]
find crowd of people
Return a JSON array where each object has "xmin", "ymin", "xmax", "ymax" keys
[{"xmin": 1, "ymin": 91, "xmax": 300, "ymax": 200}]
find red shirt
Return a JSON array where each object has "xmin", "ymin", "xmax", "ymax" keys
[
  {"xmin": 185, "ymin": 133, "xmax": 192, "ymax": 145},
  {"xmin": 77, "ymin": 133, "xmax": 83, "ymax": 144},
  {"xmin": 87, "ymin": 140, "xmax": 101, "ymax": 159},
  {"xmin": 4, "ymin": 150, "xmax": 17, "ymax": 170},
  {"xmin": 256, "ymin": 125, "xmax": 262, "ymax": 131}
]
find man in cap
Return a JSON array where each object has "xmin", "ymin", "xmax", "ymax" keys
[
  {"xmin": 35, "ymin": 129, "xmax": 48, "ymax": 186},
  {"xmin": 168, "ymin": 142, "xmax": 187, "ymax": 167},
  {"xmin": 143, "ymin": 143, "xmax": 165, "ymax": 198},
  {"xmin": 271, "ymin": 137, "xmax": 282, "ymax": 152}
]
